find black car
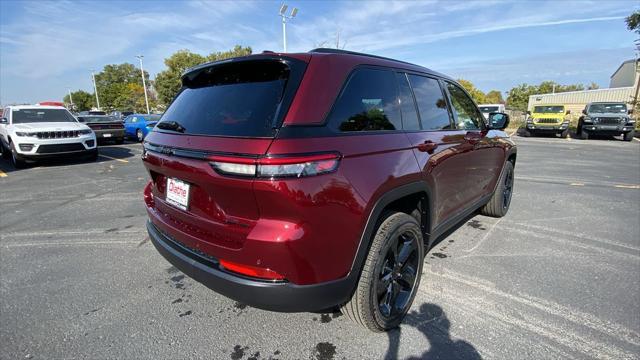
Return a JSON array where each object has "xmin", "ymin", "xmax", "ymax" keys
[
  {"xmin": 578, "ymin": 102, "xmax": 636, "ymax": 141},
  {"xmin": 77, "ymin": 115, "xmax": 125, "ymax": 144}
]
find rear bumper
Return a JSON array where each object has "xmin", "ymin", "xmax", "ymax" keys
[
  {"xmin": 147, "ymin": 220, "xmax": 355, "ymax": 312},
  {"xmin": 94, "ymin": 129, "xmax": 125, "ymax": 140}
]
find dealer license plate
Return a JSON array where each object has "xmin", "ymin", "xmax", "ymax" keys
[{"xmin": 166, "ymin": 177, "xmax": 190, "ymax": 210}]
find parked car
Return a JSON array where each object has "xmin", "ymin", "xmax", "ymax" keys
[
  {"xmin": 124, "ymin": 114, "xmax": 161, "ymax": 142},
  {"xmin": 0, "ymin": 104, "xmax": 97, "ymax": 168},
  {"xmin": 79, "ymin": 110, "xmax": 107, "ymax": 116},
  {"xmin": 77, "ymin": 115, "xmax": 125, "ymax": 144},
  {"xmin": 577, "ymin": 102, "xmax": 635, "ymax": 141},
  {"xmin": 110, "ymin": 110, "xmax": 134, "ymax": 122},
  {"xmin": 478, "ymin": 104, "xmax": 505, "ymax": 120},
  {"xmin": 524, "ymin": 104, "xmax": 570, "ymax": 138},
  {"xmin": 141, "ymin": 49, "xmax": 516, "ymax": 332}
]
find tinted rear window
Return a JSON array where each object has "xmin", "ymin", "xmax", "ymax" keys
[
  {"xmin": 158, "ymin": 60, "xmax": 291, "ymax": 137},
  {"xmin": 13, "ymin": 108, "xmax": 77, "ymax": 124}
]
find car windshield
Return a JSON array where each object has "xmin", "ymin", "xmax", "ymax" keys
[
  {"xmin": 533, "ymin": 106, "xmax": 564, "ymax": 113},
  {"xmin": 78, "ymin": 116, "xmax": 118, "ymax": 122},
  {"xmin": 588, "ymin": 103, "xmax": 627, "ymax": 114},
  {"xmin": 12, "ymin": 108, "xmax": 77, "ymax": 124},
  {"xmin": 158, "ymin": 60, "xmax": 290, "ymax": 137},
  {"xmin": 479, "ymin": 106, "xmax": 499, "ymax": 113}
]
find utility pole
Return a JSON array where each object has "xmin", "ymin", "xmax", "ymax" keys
[
  {"xmin": 278, "ymin": 4, "xmax": 298, "ymax": 52},
  {"xmin": 68, "ymin": 89, "xmax": 73, "ymax": 105},
  {"xmin": 91, "ymin": 70, "xmax": 100, "ymax": 110},
  {"xmin": 135, "ymin": 55, "xmax": 150, "ymax": 114}
]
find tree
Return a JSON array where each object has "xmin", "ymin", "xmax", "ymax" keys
[
  {"xmin": 112, "ymin": 83, "xmax": 157, "ymax": 113},
  {"xmin": 155, "ymin": 45, "xmax": 252, "ymax": 106},
  {"xmin": 94, "ymin": 63, "xmax": 151, "ymax": 112},
  {"xmin": 484, "ymin": 90, "xmax": 504, "ymax": 104},
  {"xmin": 626, "ymin": 10, "xmax": 640, "ymax": 34},
  {"xmin": 587, "ymin": 82, "xmax": 600, "ymax": 90},
  {"xmin": 457, "ymin": 78, "xmax": 486, "ymax": 104},
  {"xmin": 506, "ymin": 83, "xmax": 538, "ymax": 111},
  {"xmin": 63, "ymin": 90, "xmax": 94, "ymax": 112}
]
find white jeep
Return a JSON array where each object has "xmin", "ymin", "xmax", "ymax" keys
[{"xmin": 0, "ymin": 105, "xmax": 97, "ymax": 168}]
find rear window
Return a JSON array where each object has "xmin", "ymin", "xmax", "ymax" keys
[
  {"xmin": 158, "ymin": 60, "xmax": 292, "ymax": 137},
  {"xmin": 13, "ymin": 108, "xmax": 77, "ymax": 124}
]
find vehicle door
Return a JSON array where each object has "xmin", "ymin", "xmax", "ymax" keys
[
  {"xmin": 443, "ymin": 81, "xmax": 503, "ymax": 205},
  {"xmin": 399, "ymin": 73, "xmax": 469, "ymax": 227}
]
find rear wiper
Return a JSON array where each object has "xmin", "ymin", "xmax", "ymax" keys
[{"xmin": 156, "ymin": 121, "xmax": 186, "ymax": 133}]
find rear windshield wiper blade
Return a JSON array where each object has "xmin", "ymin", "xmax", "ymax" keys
[{"xmin": 156, "ymin": 121, "xmax": 186, "ymax": 133}]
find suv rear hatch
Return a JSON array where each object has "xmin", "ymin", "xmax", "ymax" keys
[{"xmin": 143, "ymin": 55, "xmax": 308, "ymax": 252}]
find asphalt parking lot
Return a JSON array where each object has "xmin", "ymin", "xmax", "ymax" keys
[{"xmin": 1, "ymin": 136, "xmax": 639, "ymax": 360}]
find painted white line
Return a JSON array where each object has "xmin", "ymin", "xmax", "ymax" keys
[
  {"xmin": 0, "ymin": 169, "xmax": 7, "ymax": 178},
  {"xmin": 99, "ymin": 154, "xmax": 129, "ymax": 163},
  {"xmin": 615, "ymin": 184, "xmax": 640, "ymax": 189}
]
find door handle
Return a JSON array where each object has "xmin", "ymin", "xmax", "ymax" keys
[{"xmin": 417, "ymin": 140, "xmax": 438, "ymax": 153}]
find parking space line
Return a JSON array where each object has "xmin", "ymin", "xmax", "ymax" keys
[
  {"xmin": 569, "ymin": 182, "xmax": 585, "ymax": 186},
  {"xmin": 0, "ymin": 169, "xmax": 7, "ymax": 177},
  {"xmin": 615, "ymin": 184, "xmax": 640, "ymax": 189},
  {"xmin": 99, "ymin": 154, "xmax": 129, "ymax": 163}
]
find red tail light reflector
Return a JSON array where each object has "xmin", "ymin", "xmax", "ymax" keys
[
  {"xmin": 219, "ymin": 259, "xmax": 285, "ymax": 280},
  {"xmin": 208, "ymin": 152, "xmax": 340, "ymax": 178}
]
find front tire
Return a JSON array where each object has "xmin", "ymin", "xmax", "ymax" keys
[
  {"xmin": 341, "ymin": 212, "xmax": 424, "ymax": 332},
  {"xmin": 480, "ymin": 160, "xmax": 514, "ymax": 217},
  {"xmin": 9, "ymin": 141, "xmax": 27, "ymax": 169},
  {"xmin": 580, "ymin": 129, "xmax": 589, "ymax": 140},
  {"xmin": 560, "ymin": 129, "xmax": 569, "ymax": 138},
  {"xmin": 623, "ymin": 130, "xmax": 635, "ymax": 142}
]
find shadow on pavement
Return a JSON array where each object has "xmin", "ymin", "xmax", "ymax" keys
[{"xmin": 385, "ymin": 303, "xmax": 481, "ymax": 360}]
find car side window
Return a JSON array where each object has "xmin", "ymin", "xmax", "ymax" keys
[
  {"xmin": 445, "ymin": 82, "xmax": 484, "ymax": 130},
  {"xmin": 396, "ymin": 73, "xmax": 420, "ymax": 131},
  {"xmin": 131, "ymin": 117, "xmax": 138, "ymax": 123},
  {"xmin": 408, "ymin": 75, "xmax": 452, "ymax": 130},
  {"xmin": 327, "ymin": 68, "xmax": 401, "ymax": 132}
]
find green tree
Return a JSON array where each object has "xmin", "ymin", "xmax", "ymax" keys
[
  {"xmin": 155, "ymin": 45, "xmax": 252, "ymax": 106},
  {"xmin": 506, "ymin": 83, "xmax": 538, "ymax": 111},
  {"xmin": 626, "ymin": 10, "xmax": 640, "ymax": 34},
  {"xmin": 587, "ymin": 82, "xmax": 600, "ymax": 90},
  {"xmin": 484, "ymin": 90, "xmax": 504, "ymax": 104},
  {"xmin": 457, "ymin": 78, "xmax": 486, "ymax": 104},
  {"xmin": 63, "ymin": 90, "xmax": 94, "ymax": 112},
  {"xmin": 94, "ymin": 63, "xmax": 151, "ymax": 112},
  {"xmin": 113, "ymin": 83, "xmax": 157, "ymax": 113}
]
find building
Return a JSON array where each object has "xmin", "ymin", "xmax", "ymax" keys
[{"xmin": 528, "ymin": 59, "xmax": 638, "ymax": 115}]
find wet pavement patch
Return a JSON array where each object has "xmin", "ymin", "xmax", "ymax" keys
[
  {"xmin": 247, "ymin": 351, "xmax": 260, "ymax": 360},
  {"xmin": 104, "ymin": 228, "xmax": 118, "ymax": 233},
  {"xmin": 230, "ymin": 345, "xmax": 248, "ymax": 360},
  {"xmin": 432, "ymin": 253, "xmax": 448, "ymax": 258},
  {"xmin": 313, "ymin": 342, "xmax": 336, "ymax": 360},
  {"xmin": 320, "ymin": 314, "xmax": 332, "ymax": 323},
  {"xmin": 178, "ymin": 310, "xmax": 192, "ymax": 317},
  {"xmin": 467, "ymin": 219, "xmax": 487, "ymax": 230},
  {"xmin": 83, "ymin": 308, "xmax": 100, "ymax": 316}
]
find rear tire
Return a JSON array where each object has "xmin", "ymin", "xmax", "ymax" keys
[
  {"xmin": 341, "ymin": 212, "xmax": 424, "ymax": 332},
  {"xmin": 560, "ymin": 129, "xmax": 569, "ymax": 138},
  {"xmin": 623, "ymin": 130, "xmax": 635, "ymax": 142},
  {"xmin": 580, "ymin": 129, "xmax": 589, "ymax": 140},
  {"xmin": 1, "ymin": 141, "xmax": 9, "ymax": 159},
  {"xmin": 480, "ymin": 161, "xmax": 514, "ymax": 218}
]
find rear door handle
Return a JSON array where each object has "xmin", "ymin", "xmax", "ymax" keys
[{"xmin": 417, "ymin": 140, "xmax": 438, "ymax": 153}]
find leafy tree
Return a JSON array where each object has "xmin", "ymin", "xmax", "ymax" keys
[
  {"xmin": 155, "ymin": 45, "xmax": 252, "ymax": 106},
  {"xmin": 626, "ymin": 10, "xmax": 640, "ymax": 34},
  {"xmin": 94, "ymin": 63, "xmax": 151, "ymax": 112},
  {"xmin": 113, "ymin": 83, "xmax": 157, "ymax": 113},
  {"xmin": 484, "ymin": 90, "xmax": 504, "ymax": 104},
  {"xmin": 457, "ymin": 79, "xmax": 486, "ymax": 104},
  {"xmin": 63, "ymin": 90, "xmax": 94, "ymax": 112},
  {"xmin": 587, "ymin": 82, "xmax": 600, "ymax": 90},
  {"xmin": 505, "ymin": 83, "xmax": 538, "ymax": 111}
]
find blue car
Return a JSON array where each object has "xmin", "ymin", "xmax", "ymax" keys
[{"xmin": 124, "ymin": 114, "xmax": 162, "ymax": 142}]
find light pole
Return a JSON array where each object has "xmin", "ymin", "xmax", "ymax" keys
[
  {"xmin": 135, "ymin": 55, "xmax": 150, "ymax": 114},
  {"xmin": 90, "ymin": 70, "xmax": 101, "ymax": 110},
  {"xmin": 278, "ymin": 4, "xmax": 298, "ymax": 52},
  {"xmin": 67, "ymin": 88, "xmax": 74, "ymax": 105}
]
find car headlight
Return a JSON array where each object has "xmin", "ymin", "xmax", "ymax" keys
[
  {"xmin": 79, "ymin": 129, "xmax": 93, "ymax": 135},
  {"xmin": 583, "ymin": 117, "xmax": 592, "ymax": 123},
  {"xmin": 15, "ymin": 132, "xmax": 37, "ymax": 137}
]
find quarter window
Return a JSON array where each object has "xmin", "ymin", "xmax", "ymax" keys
[
  {"xmin": 446, "ymin": 82, "xmax": 484, "ymax": 130},
  {"xmin": 328, "ymin": 68, "xmax": 401, "ymax": 132},
  {"xmin": 396, "ymin": 73, "xmax": 420, "ymax": 131},
  {"xmin": 408, "ymin": 75, "xmax": 452, "ymax": 130}
]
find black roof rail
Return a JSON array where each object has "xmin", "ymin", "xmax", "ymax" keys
[{"xmin": 309, "ymin": 48, "xmax": 418, "ymax": 67}]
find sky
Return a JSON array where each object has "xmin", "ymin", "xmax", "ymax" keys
[{"xmin": 0, "ymin": 0, "xmax": 638, "ymax": 105}]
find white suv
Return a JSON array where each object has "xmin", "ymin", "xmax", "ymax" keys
[{"xmin": 0, "ymin": 105, "xmax": 97, "ymax": 168}]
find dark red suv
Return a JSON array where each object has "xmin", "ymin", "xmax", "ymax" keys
[{"xmin": 142, "ymin": 49, "xmax": 516, "ymax": 331}]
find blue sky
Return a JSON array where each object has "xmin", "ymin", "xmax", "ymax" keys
[{"xmin": 0, "ymin": 0, "xmax": 637, "ymax": 105}]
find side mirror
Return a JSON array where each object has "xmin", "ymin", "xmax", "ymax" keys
[
  {"xmin": 629, "ymin": 109, "xmax": 634, "ymax": 115},
  {"xmin": 582, "ymin": 109, "xmax": 587, "ymax": 115},
  {"xmin": 0, "ymin": 117, "xmax": 7, "ymax": 124},
  {"xmin": 488, "ymin": 112, "xmax": 510, "ymax": 130},
  {"xmin": 526, "ymin": 110, "xmax": 531, "ymax": 115},
  {"xmin": 565, "ymin": 110, "xmax": 571, "ymax": 115}
]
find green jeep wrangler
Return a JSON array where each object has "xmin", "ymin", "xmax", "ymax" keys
[
  {"xmin": 577, "ymin": 102, "xmax": 635, "ymax": 141},
  {"xmin": 524, "ymin": 104, "xmax": 570, "ymax": 138}
]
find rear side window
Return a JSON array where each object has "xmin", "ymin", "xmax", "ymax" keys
[
  {"xmin": 159, "ymin": 60, "xmax": 293, "ymax": 137},
  {"xmin": 328, "ymin": 68, "xmax": 401, "ymax": 132},
  {"xmin": 408, "ymin": 75, "xmax": 452, "ymax": 130}
]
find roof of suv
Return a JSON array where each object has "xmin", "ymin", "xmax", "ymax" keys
[{"xmin": 8, "ymin": 105, "xmax": 68, "ymax": 110}]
